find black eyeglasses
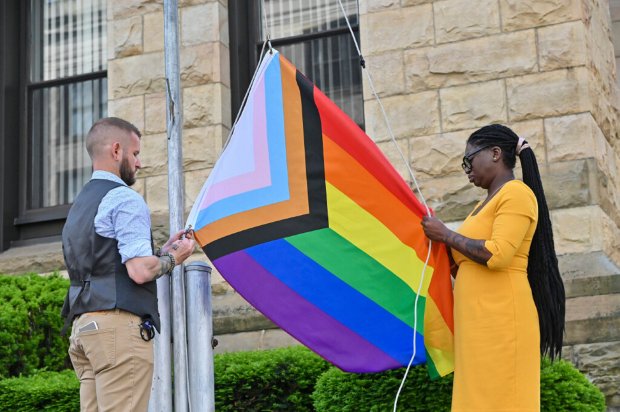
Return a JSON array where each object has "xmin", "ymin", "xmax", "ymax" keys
[{"xmin": 461, "ymin": 146, "xmax": 489, "ymax": 174}]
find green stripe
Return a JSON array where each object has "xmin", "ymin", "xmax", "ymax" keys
[
  {"xmin": 286, "ymin": 228, "xmax": 425, "ymax": 331},
  {"xmin": 426, "ymin": 355, "xmax": 440, "ymax": 380}
]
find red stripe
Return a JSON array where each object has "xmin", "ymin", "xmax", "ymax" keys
[
  {"xmin": 314, "ymin": 87, "xmax": 428, "ymax": 218},
  {"xmin": 428, "ymin": 242, "xmax": 455, "ymax": 332},
  {"xmin": 314, "ymin": 80, "xmax": 453, "ymax": 330}
]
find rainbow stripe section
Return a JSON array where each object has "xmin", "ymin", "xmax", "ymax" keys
[{"xmin": 187, "ymin": 51, "xmax": 454, "ymax": 376}]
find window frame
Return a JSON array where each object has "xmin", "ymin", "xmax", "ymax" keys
[
  {"xmin": 228, "ymin": 0, "xmax": 362, "ymax": 124},
  {"xmin": 0, "ymin": 0, "xmax": 108, "ymax": 249},
  {"xmin": 229, "ymin": 0, "xmax": 261, "ymax": 119},
  {"xmin": 19, "ymin": 70, "xmax": 107, "ymax": 224},
  {"xmin": 0, "ymin": 0, "xmax": 22, "ymax": 251}
]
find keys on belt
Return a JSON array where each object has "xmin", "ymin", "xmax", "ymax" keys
[{"xmin": 139, "ymin": 318, "xmax": 156, "ymax": 341}]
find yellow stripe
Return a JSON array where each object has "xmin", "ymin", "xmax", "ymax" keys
[
  {"xmin": 427, "ymin": 346, "xmax": 455, "ymax": 377},
  {"xmin": 424, "ymin": 296, "xmax": 455, "ymax": 376},
  {"xmin": 326, "ymin": 183, "xmax": 433, "ymax": 296}
]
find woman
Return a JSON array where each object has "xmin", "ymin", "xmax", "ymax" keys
[{"xmin": 421, "ymin": 124, "xmax": 565, "ymax": 411}]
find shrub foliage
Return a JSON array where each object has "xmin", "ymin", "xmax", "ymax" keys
[
  {"xmin": 0, "ymin": 273, "xmax": 607, "ymax": 412},
  {"xmin": 0, "ymin": 273, "xmax": 70, "ymax": 378},
  {"xmin": 215, "ymin": 345, "xmax": 330, "ymax": 411},
  {"xmin": 540, "ymin": 358, "xmax": 606, "ymax": 411},
  {"xmin": 312, "ymin": 358, "xmax": 606, "ymax": 412},
  {"xmin": 0, "ymin": 354, "xmax": 606, "ymax": 412},
  {"xmin": 0, "ymin": 346, "xmax": 329, "ymax": 412},
  {"xmin": 313, "ymin": 365, "xmax": 453, "ymax": 412},
  {"xmin": 0, "ymin": 370, "xmax": 79, "ymax": 412}
]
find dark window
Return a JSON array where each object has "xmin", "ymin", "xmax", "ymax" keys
[
  {"xmin": 0, "ymin": 0, "xmax": 107, "ymax": 250},
  {"xmin": 0, "ymin": 0, "xmax": 21, "ymax": 251},
  {"xmin": 229, "ymin": 0, "xmax": 364, "ymax": 128},
  {"xmin": 27, "ymin": 0, "xmax": 107, "ymax": 209}
]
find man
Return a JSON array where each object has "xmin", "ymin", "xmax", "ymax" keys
[{"xmin": 61, "ymin": 117, "xmax": 195, "ymax": 411}]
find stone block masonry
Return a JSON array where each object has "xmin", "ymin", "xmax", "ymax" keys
[
  {"xmin": 3, "ymin": 0, "xmax": 617, "ymax": 408},
  {"xmin": 359, "ymin": 0, "xmax": 620, "ymax": 408},
  {"xmin": 107, "ymin": 0, "xmax": 230, "ymax": 229}
]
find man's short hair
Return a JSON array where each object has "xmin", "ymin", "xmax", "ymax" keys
[{"xmin": 85, "ymin": 117, "xmax": 142, "ymax": 158}]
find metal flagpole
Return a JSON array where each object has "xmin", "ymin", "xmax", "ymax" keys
[
  {"xmin": 149, "ymin": 276, "xmax": 172, "ymax": 411},
  {"xmin": 150, "ymin": 0, "xmax": 190, "ymax": 411},
  {"xmin": 186, "ymin": 262, "xmax": 215, "ymax": 411}
]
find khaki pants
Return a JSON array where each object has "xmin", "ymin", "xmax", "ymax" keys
[{"xmin": 69, "ymin": 309, "xmax": 154, "ymax": 412}]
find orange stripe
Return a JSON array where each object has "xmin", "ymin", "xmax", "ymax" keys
[
  {"xmin": 325, "ymin": 133, "xmax": 454, "ymax": 347},
  {"xmin": 314, "ymin": 88, "xmax": 427, "ymax": 217},
  {"xmin": 324, "ymin": 136, "xmax": 429, "ymax": 255},
  {"xmin": 428, "ymin": 242, "xmax": 455, "ymax": 333},
  {"xmin": 195, "ymin": 56, "xmax": 309, "ymax": 245}
]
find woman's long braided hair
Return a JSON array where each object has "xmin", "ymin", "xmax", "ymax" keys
[{"xmin": 467, "ymin": 124, "xmax": 565, "ymax": 360}]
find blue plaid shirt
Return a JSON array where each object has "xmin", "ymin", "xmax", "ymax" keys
[{"xmin": 92, "ymin": 171, "xmax": 153, "ymax": 263}]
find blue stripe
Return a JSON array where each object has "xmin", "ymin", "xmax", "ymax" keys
[
  {"xmin": 195, "ymin": 53, "xmax": 290, "ymax": 228},
  {"xmin": 245, "ymin": 238, "xmax": 426, "ymax": 366}
]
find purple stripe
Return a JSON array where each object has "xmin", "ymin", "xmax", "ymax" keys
[{"xmin": 215, "ymin": 250, "xmax": 403, "ymax": 372}]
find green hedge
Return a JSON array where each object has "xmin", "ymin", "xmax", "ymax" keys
[
  {"xmin": 312, "ymin": 365, "xmax": 453, "ymax": 412},
  {"xmin": 215, "ymin": 346, "xmax": 330, "ymax": 411},
  {"xmin": 0, "ymin": 346, "xmax": 329, "ymax": 411},
  {"xmin": 0, "ymin": 273, "xmax": 607, "ymax": 412},
  {"xmin": 0, "ymin": 351, "xmax": 606, "ymax": 412},
  {"xmin": 540, "ymin": 358, "xmax": 606, "ymax": 411},
  {"xmin": 0, "ymin": 370, "xmax": 79, "ymax": 412},
  {"xmin": 0, "ymin": 273, "xmax": 70, "ymax": 378},
  {"xmin": 312, "ymin": 358, "xmax": 606, "ymax": 412}
]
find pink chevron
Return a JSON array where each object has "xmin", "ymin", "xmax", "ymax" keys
[{"xmin": 200, "ymin": 75, "xmax": 272, "ymax": 209}]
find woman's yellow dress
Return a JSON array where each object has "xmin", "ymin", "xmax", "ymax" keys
[{"xmin": 451, "ymin": 180, "xmax": 540, "ymax": 411}]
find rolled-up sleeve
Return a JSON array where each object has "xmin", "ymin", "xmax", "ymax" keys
[
  {"xmin": 484, "ymin": 186, "xmax": 537, "ymax": 270},
  {"xmin": 96, "ymin": 186, "xmax": 153, "ymax": 263}
]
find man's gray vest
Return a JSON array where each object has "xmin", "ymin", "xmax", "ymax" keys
[{"xmin": 61, "ymin": 179, "xmax": 160, "ymax": 332}]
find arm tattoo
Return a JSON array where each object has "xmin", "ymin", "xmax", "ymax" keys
[
  {"xmin": 154, "ymin": 255, "xmax": 173, "ymax": 280},
  {"xmin": 444, "ymin": 232, "xmax": 492, "ymax": 265}
]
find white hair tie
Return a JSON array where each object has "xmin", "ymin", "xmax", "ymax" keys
[{"xmin": 516, "ymin": 137, "xmax": 530, "ymax": 155}]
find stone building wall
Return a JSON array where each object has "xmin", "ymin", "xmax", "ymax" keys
[
  {"xmin": 104, "ymin": 0, "xmax": 302, "ymax": 354},
  {"xmin": 612, "ymin": 0, "xmax": 620, "ymax": 87},
  {"xmin": 359, "ymin": 0, "xmax": 619, "ymax": 408},
  {"xmin": 0, "ymin": 0, "xmax": 617, "ymax": 409},
  {"xmin": 106, "ymin": 0, "xmax": 230, "ymax": 245},
  {"xmin": 360, "ymin": 0, "xmax": 620, "ymax": 261}
]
